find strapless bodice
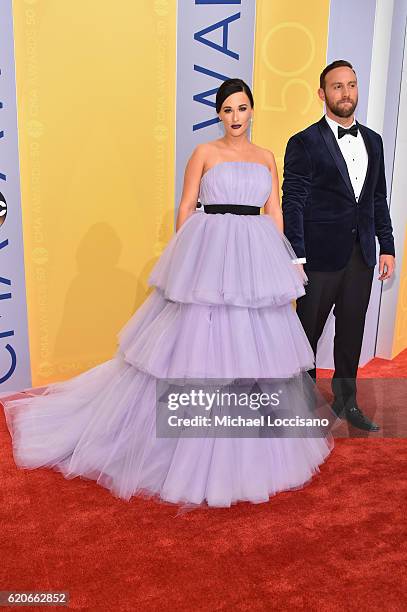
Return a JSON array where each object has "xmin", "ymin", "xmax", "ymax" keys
[{"xmin": 198, "ymin": 161, "xmax": 272, "ymax": 207}]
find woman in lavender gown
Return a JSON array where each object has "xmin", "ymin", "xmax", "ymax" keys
[{"xmin": 2, "ymin": 79, "xmax": 334, "ymax": 508}]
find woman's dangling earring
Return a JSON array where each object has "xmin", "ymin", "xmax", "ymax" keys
[{"xmin": 218, "ymin": 118, "xmax": 225, "ymax": 136}]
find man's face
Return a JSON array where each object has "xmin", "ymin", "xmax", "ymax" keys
[{"xmin": 318, "ymin": 66, "xmax": 358, "ymax": 118}]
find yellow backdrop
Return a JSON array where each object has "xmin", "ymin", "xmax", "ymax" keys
[
  {"xmin": 13, "ymin": 0, "xmax": 176, "ymax": 384},
  {"xmin": 252, "ymin": 0, "xmax": 330, "ymax": 182},
  {"xmin": 392, "ymin": 224, "xmax": 407, "ymax": 357}
]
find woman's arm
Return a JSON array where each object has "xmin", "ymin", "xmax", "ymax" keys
[
  {"xmin": 175, "ymin": 145, "xmax": 206, "ymax": 231},
  {"xmin": 263, "ymin": 150, "xmax": 283, "ymax": 233}
]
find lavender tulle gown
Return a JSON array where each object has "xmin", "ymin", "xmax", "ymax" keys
[{"xmin": 3, "ymin": 161, "xmax": 334, "ymax": 508}]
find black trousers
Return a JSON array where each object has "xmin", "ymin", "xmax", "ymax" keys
[{"xmin": 296, "ymin": 241, "xmax": 374, "ymax": 404}]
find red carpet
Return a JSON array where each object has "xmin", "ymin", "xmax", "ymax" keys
[{"xmin": 1, "ymin": 351, "xmax": 407, "ymax": 611}]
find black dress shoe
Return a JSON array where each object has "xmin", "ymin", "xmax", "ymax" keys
[{"xmin": 345, "ymin": 405, "xmax": 380, "ymax": 431}]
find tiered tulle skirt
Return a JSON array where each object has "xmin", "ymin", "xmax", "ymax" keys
[{"xmin": 2, "ymin": 212, "xmax": 334, "ymax": 508}]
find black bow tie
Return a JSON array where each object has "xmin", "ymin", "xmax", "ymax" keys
[{"xmin": 338, "ymin": 124, "xmax": 358, "ymax": 139}]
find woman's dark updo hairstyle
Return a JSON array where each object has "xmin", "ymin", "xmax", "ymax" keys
[{"xmin": 215, "ymin": 78, "xmax": 254, "ymax": 114}]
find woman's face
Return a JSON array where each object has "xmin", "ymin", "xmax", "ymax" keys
[{"xmin": 218, "ymin": 91, "xmax": 253, "ymax": 137}]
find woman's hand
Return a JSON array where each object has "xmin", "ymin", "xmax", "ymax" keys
[{"xmin": 175, "ymin": 145, "xmax": 207, "ymax": 231}]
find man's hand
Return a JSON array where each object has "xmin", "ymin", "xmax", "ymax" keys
[
  {"xmin": 378, "ymin": 255, "xmax": 395, "ymax": 281},
  {"xmin": 294, "ymin": 262, "xmax": 305, "ymax": 281}
]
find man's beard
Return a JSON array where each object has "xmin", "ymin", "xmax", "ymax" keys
[{"xmin": 325, "ymin": 96, "xmax": 357, "ymax": 118}]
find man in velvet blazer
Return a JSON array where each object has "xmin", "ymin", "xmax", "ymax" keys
[{"xmin": 282, "ymin": 60, "xmax": 395, "ymax": 432}]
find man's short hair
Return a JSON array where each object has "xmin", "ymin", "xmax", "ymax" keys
[{"xmin": 320, "ymin": 60, "xmax": 356, "ymax": 89}]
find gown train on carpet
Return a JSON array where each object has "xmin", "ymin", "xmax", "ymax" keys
[{"xmin": 2, "ymin": 161, "xmax": 334, "ymax": 508}]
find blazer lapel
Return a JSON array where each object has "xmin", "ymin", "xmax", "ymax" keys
[
  {"xmin": 318, "ymin": 117, "xmax": 355, "ymax": 198},
  {"xmin": 356, "ymin": 122, "xmax": 372, "ymax": 202}
]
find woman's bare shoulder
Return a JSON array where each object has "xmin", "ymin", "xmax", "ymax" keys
[
  {"xmin": 191, "ymin": 140, "xmax": 226, "ymax": 173},
  {"xmin": 251, "ymin": 143, "xmax": 276, "ymax": 165},
  {"xmin": 192, "ymin": 140, "xmax": 223, "ymax": 156}
]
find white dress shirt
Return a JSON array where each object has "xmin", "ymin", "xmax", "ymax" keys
[
  {"xmin": 325, "ymin": 114, "xmax": 368, "ymax": 201},
  {"xmin": 292, "ymin": 114, "xmax": 369, "ymax": 265}
]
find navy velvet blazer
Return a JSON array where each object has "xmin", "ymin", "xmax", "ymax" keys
[{"xmin": 282, "ymin": 117, "xmax": 395, "ymax": 272}]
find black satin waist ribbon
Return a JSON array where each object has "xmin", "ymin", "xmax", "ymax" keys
[{"xmin": 204, "ymin": 204, "xmax": 260, "ymax": 215}]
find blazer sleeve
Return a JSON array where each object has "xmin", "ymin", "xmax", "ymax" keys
[
  {"xmin": 374, "ymin": 136, "xmax": 395, "ymax": 257},
  {"xmin": 282, "ymin": 135, "xmax": 312, "ymax": 259}
]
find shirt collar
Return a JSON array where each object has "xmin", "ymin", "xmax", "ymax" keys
[{"xmin": 325, "ymin": 114, "xmax": 357, "ymax": 139}]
